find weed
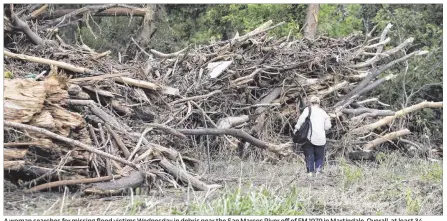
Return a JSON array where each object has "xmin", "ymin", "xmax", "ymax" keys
[
  {"xmin": 405, "ymin": 188, "xmax": 421, "ymax": 215},
  {"xmin": 340, "ymin": 160, "xmax": 363, "ymax": 188},
  {"xmin": 421, "ymin": 162, "xmax": 442, "ymax": 183},
  {"xmin": 126, "ymin": 199, "xmax": 146, "ymax": 215},
  {"xmin": 179, "ymin": 185, "xmax": 306, "ymax": 215}
]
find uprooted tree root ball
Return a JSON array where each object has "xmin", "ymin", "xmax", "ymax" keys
[{"xmin": 3, "ymin": 4, "xmax": 443, "ymax": 195}]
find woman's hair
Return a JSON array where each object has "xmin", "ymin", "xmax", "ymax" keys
[{"xmin": 309, "ymin": 96, "xmax": 320, "ymax": 105}]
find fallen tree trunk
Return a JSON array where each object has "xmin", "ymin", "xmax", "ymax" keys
[
  {"xmin": 364, "ymin": 129, "xmax": 411, "ymax": 150},
  {"xmin": 83, "ymin": 171, "xmax": 144, "ymax": 195}
]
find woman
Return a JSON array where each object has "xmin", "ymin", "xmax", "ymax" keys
[{"xmin": 294, "ymin": 96, "xmax": 332, "ymax": 176}]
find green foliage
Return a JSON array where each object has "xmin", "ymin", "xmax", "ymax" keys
[
  {"xmin": 178, "ymin": 185, "xmax": 306, "ymax": 215},
  {"xmin": 191, "ymin": 4, "xmax": 306, "ymax": 44},
  {"xmin": 405, "ymin": 188, "xmax": 421, "ymax": 215},
  {"xmin": 318, "ymin": 4, "xmax": 363, "ymax": 37},
  {"xmin": 368, "ymin": 4, "xmax": 443, "ymax": 141}
]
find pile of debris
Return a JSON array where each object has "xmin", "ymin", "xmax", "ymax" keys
[{"xmin": 3, "ymin": 4, "xmax": 443, "ymax": 194}]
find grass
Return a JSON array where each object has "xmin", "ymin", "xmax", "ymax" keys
[
  {"xmin": 3, "ymin": 153, "xmax": 443, "ymax": 216},
  {"xmin": 175, "ymin": 185, "xmax": 306, "ymax": 215}
]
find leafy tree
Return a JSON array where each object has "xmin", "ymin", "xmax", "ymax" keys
[{"xmin": 318, "ymin": 4, "xmax": 363, "ymax": 37}]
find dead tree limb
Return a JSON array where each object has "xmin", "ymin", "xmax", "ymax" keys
[
  {"xmin": 27, "ymin": 4, "xmax": 48, "ymax": 20},
  {"xmin": 4, "ymin": 50, "xmax": 101, "ymax": 75},
  {"xmin": 37, "ymin": 7, "xmax": 146, "ymax": 19},
  {"xmin": 364, "ymin": 129, "xmax": 411, "ymax": 150},
  {"xmin": 143, "ymin": 123, "xmax": 187, "ymax": 139},
  {"xmin": 176, "ymin": 128, "xmax": 289, "ymax": 155},
  {"xmin": 69, "ymin": 73, "xmax": 130, "ymax": 84},
  {"xmin": 336, "ymin": 50, "xmax": 427, "ymax": 109},
  {"xmin": 342, "ymin": 108, "xmax": 394, "ymax": 116},
  {"xmin": 105, "ymin": 124, "xmax": 131, "ymax": 158},
  {"xmin": 52, "ymin": 4, "xmax": 119, "ymax": 24},
  {"xmin": 158, "ymin": 157, "xmax": 216, "ymax": 191},
  {"xmin": 349, "ymin": 37, "xmax": 414, "ymax": 68},
  {"xmin": 8, "ymin": 5, "xmax": 44, "ymax": 45},
  {"xmin": 376, "ymin": 23, "xmax": 393, "ymax": 54},
  {"xmin": 24, "ymin": 175, "xmax": 121, "ymax": 193},
  {"xmin": 353, "ymin": 101, "xmax": 443, "ymax": 134}
]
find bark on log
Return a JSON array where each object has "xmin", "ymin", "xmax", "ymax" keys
[
  {"xmin": 304, "ymin": 4, "xmax": 320, "ymax": 40},
  {"xmin": 353, "ymin": 101, "xmax": 443, "ymax": 134},
  {"xmin": 364, "ymin": 129, "xmax": 411, "ymax": 150},
  {"xmin": 51, "ymin": 4, "xmax": 126, "ymax": 24},
  {"xmin": 83, "ymin": 171, "xmax": 144, "ymax": 194}
]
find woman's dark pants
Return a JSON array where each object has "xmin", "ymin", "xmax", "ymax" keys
[{"xmin": 302, "ymin": 142, "xmax": 325, "ymax": 173}]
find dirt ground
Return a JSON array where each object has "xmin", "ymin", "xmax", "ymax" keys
[{"xmin": 3, "ymin": 153, "xmax": 443, "ymax": 216}]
